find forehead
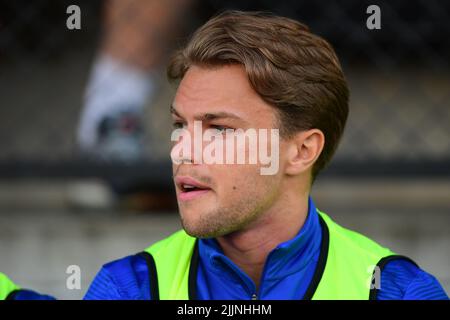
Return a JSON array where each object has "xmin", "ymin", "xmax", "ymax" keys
[{"xmin": 173, "ymin": 64, "xmax": 275, "ymax": 120}]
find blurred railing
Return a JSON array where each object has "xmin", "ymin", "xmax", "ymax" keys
[{"xmin": 0, "ymin": 0, "xmax": 448, "ymax": 182}]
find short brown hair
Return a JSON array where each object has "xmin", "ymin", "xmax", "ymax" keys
[{"xmin": 168, "ymin": 10, "xmax": 349, "ymax": 180}]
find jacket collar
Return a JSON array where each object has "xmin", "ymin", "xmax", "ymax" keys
[{"xmin": 198, "ymin": 196, "xmax": 322, "ymax": 282}]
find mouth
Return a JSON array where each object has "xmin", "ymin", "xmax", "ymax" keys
[{"xmin": 175, "ymin": 176, "xmax": 212, "ymax": 201}]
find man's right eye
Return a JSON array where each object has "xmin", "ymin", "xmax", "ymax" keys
[{"xmin": 172, "ymin": 121, "xmax": 185, "ymax": 129}]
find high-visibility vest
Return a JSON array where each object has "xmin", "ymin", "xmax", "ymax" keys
[
  {"xmin": 0, "ymin": 273, "xmax": 19, "ymax": 300},
  {"xmin": 140, "ymin": 211, "xmax": 416, "ymax": 300}
]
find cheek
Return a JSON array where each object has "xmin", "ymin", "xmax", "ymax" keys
[{"xmin": 213, "ymin": 164, "xmax": 268, "ymax": 199}]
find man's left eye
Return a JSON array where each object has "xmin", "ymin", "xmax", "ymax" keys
[{"xmin": 211, "ymin": 125, "xmax": 230, "ymax": 132}]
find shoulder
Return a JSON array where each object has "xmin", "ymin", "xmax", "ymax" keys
[
  {"xmin": 319, "ymin": 212, "xmax": 394, "ymax": 259},
  {"xmin": 145, "ymin": 229, "xmax": 194, "ymax": 256},
  {"xmin": 319, "ymin": 212, "xmax": 448, "ymax": 300},
  {"xmin": 84, "ymin": 253, "xmax": 150, "ymax": 300},
  {"xmin": 9, "ymin": 289, "xmax": 56, "ymax": 300},
  {"xmin": 378, "ymin": 258, "xmax": 449, "ymax": 300}
]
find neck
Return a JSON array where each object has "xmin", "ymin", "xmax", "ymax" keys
[{"xmin": 216, "ymin": 189, "xmax": 310, "ymax": 289}]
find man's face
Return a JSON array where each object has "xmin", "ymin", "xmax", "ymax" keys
[{"xmin": 171, "ymin": 64, "xmax": 286, "ymax": 238}]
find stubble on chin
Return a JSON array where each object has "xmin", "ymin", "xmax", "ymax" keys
[{"xmin": 179, "ymin": 199, "xmax": 267, "ymax": 239}]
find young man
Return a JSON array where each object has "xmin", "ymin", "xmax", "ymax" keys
[{"xmin": 85, "ymin": 11, "xmax": 448, "ymax": 300}]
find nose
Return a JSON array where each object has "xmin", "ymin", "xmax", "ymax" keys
[
  {"xmin": 171, "ymin": 128, "xmax": 192, "ymax": 164},
  {"xmin": 171, "ymin": 121, "xmax": 206, "ymax": 165}
]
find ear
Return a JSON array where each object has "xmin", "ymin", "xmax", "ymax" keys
[{"xmin": 284, "ymin": 129, "xmax": 325, "ymax": 176}]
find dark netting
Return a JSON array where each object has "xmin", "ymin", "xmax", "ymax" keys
[{"xmin": 0, "ymin": 0, "xmax": 448, "ymax": 181}]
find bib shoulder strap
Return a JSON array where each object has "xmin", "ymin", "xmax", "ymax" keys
[
  {"xmin": 138, "ymin": 251, "xmax": 160, "ymax": 300},
  {"xmin": 303, "ymin": 214, "xmax": 329, "ymax": 299},
  {"xmin": 139, "ymin": 231, "xmax": 199, "ymax": 300}
]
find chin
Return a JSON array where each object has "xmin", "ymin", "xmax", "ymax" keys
[
  {"xmin": 179, "ymin": 213, "xmax": 218, "ymax": 238},
  {"xmin": 181, "ymin": 222, "xmax": 208, "ymax": 238}
]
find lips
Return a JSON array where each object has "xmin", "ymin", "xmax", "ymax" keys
[{"xmin": 175, "ymin": 176, "xmax": 212, "ymax": 201}]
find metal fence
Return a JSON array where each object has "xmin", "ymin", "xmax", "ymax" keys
[{"xmin": 0, "ymin": 0, "xmax": 449, "ymax": 182}]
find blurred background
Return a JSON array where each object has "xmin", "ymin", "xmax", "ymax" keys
[{"xmin": 0, "ymin": 0, "xmax": 449, "ymax": 299}]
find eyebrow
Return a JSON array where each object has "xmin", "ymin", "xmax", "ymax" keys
[{"xmin": 170, "ymin": 105, "xmax": 245, "ymax": 122}]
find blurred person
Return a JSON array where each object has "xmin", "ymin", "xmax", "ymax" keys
[
  {"xmin": 75, "ymin": 0, "xmax": 195, "ymax": 208},
  {"xmin": 77, "ymin": 0, "xmax": 193, "ymax": 162},
  {"xmin": 84, "ymin": 11, "xmax": 448, "ymax": 300},
  {"xmin": 0, "ymin": 272, "xmax": 55, "ymax": 300}
]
